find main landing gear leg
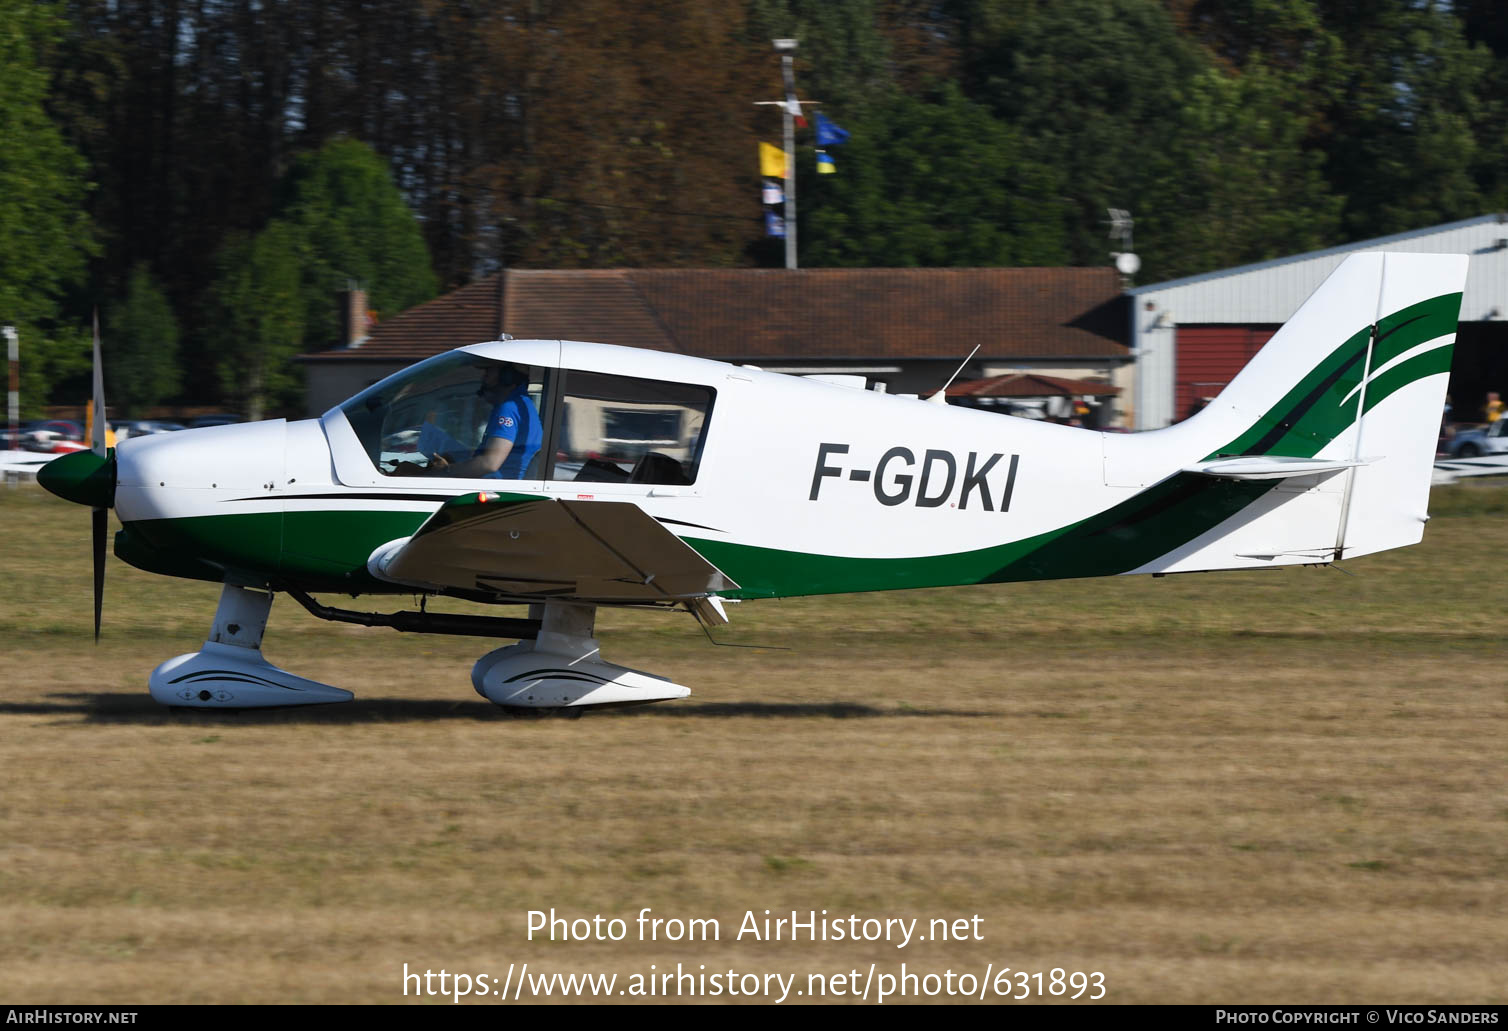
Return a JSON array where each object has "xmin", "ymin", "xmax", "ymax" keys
[
  {"xmin": 147, "ymin": 583, "xmax": 354, "ymax": 708},
  {"xmin": 471, "ymin": 600, "xmax": 690, "ymax": 711}
]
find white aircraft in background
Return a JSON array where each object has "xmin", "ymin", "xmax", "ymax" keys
[
  {"xmin": 0, "ymin": 451, "xmax": 58, "ymax": 478},
  {"xmin": 39, "ymin": 252, "xmax": 1466, "ymax": 712}
]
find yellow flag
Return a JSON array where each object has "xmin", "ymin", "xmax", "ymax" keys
[
  {"xmin": 759, "ymin": 142, "xmax": 787, "ymax": 179},
  {"xmin": 85, "ymin": 400, "xmax": 116, "ymax": 448}
]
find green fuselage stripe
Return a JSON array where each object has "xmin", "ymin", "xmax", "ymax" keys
[
  {"xmin": 121, "ymin": 509, "xmax": 434, "ymax": 591},
  {"xmin": 691, "ymin": 473, "xmax": 1274, "ymax": 599}
]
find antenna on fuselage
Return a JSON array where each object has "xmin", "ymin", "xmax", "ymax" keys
[{"xmin": 926, "ymin": 344, "xmax": 981, "ymax": 405}]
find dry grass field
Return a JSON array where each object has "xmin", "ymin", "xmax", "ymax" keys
[{"xmin": 0, "ymin": 481, "xmax": 1504, "ymax": 1004}]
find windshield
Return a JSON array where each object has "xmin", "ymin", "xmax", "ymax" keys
[{"xmin": 340, "ymin": 352, "xmax": 553, "ymax": 479}]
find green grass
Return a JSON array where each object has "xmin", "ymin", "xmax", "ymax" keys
[{"xmin": 0, "ymin": 481, "xmax": 1505, "ymax": 1004}]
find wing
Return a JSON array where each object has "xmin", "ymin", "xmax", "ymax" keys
[{"xmin": 367, "ymin": 492, "xmax": 738, "ymax": 603}]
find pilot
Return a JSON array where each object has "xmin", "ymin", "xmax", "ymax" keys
[{"xmin": 428, "ymin": 362, "xmax": 542, "ymax": 478}]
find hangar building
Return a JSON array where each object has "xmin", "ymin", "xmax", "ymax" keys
[{"xmin": 1129, "ymin": 214, "xmax": 1508, "ymax": 430}]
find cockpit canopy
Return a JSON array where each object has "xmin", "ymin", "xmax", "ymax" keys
[{"xmin": 339, "ymin": 351, "xmax": 715, "ymax": 485}]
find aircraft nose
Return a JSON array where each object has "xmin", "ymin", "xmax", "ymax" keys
[{"xmin": 38, "ymin": 448, "xmax": 116, "ymax": 508}]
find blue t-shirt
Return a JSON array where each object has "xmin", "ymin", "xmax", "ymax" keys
[{"xmin": 479, "ymin": 386, "xmax": 542, "ymax": 478}]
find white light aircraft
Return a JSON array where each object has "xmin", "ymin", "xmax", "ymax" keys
[
  {"xmin": 1, "ymin": 450, "xmax": 60, "ymax": 479},
  {"xmin": 39, "ymin": 252, "xmax": 1466, "ymax": 712}
]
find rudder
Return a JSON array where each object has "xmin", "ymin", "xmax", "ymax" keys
[{"xmin": 1334, "ymin": 252, "xmax": 1464, "ymax": 558}]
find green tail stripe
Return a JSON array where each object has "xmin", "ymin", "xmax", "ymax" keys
[
  {"xmin": 1361, "ymin": 343, "xmax": 1454, "ymax": 416},
  {"xmin": 1208, "ymin": 292, "xmax": 1461, "ymax": 461},
  {"xmin": 1249, "ymin": 346, "xmax": 1369, "ymax": 459},
  {"xmin": 1265, "ymin": 293, "xmax": 1459, "ymax": 457},
  {"xmin": 1209, "ymin": 326, "xmax": 1371, "ymax": 460},
  {"xmin": 1371, "ymin": 293, "xmax": 1462, "ymax": 370}
]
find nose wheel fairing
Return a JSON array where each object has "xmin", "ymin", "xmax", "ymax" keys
[
  {"xmin": 148, "ymin": 584, "xmax": 353, "ymax": 708},
  {"xmin": 150, "ymin": 642, "xmax": 357, "ymax": 707}
]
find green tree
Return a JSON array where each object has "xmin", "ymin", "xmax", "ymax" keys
[
  {"xmin": 207, "ymin": 137, "xmax": 437, "ymax": 417},
  {"xmin": 943, "ymin": 0, "xmax": 1365, "ymax": 278},
  {"xmin": 802, "ymin": 84, "xmax": 1067, "ymax": 267},
  {"xmin": 1181, "ymin": 0, "xmax": 1497, "ymax": 243},
  {"xmin": 1311, "ymin": 0, "xmax": 1492, "ymax": 239},
  {"xmin": 1139, "ymin": 58, "xmax": 1341, "ymax": 277},
  {"xmin": 0, "ymin": 0, "xmax": 95, "ymax": 415},
  {"xmin": 748, "ymin": 0, "xmax": 897, "ymax": 120},
  {"xmin": 278, "ymin": 137, "xmax": 439, "ymax": 352},
  {"xmin": 211, "ymin": 223, "xmax": 306, "ymax": 422},
  {"xmin": 1453, "ymin": 0, "xmax": 1508, "ymax": 210},
  {"xmin": 1168, "ymin": 0, "xmax": 1338, "ymax": 75},
  {"xmin": 953, "ymin": 0, "xmax": 1211, "ymax": 276},
  {"xmin": 476, "ymin": 0, "xmax": 772, "ymax": 269},
  {"xmin": 107, "ymin": 264, "xmax": 181, "ymax": 417}
]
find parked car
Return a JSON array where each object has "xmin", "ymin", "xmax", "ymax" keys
[
  {"xmin": 112, "ymin": 419, "xmax": 186, "ymax": 439},
  {"xmin": 189, "ymin": 413, "xmax": 243, "ymax": 429},
  {"xmin": 1448, "ymin": 417, "xmax": 1508, "ymax": 457},
  {"xmin": 25, "ymin": 420, "xmax": 86, "ymax": 452},
  {"xmin": 0, "ymin": 422, "xmax": 38, "ymax": 449}
]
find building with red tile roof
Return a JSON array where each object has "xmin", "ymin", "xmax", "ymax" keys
[{"xmin": 301, "ymin": 267, "xmax": 1133, "ymax": 419}]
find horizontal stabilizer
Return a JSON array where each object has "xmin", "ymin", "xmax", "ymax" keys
[
  {"xmin": 1182, "ymin": 455, "xmax": 1377, "ymax": 480},
  {"xmin": 368, "ymin": 492, "xmax": 737, "ymax": 603},
  {"xmin": 1233, "ymin": 547, "xmax": 1338, "ymax": 561}
]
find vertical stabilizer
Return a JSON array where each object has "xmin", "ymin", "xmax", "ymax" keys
[{"xmin": 1103, "ymin": 252, "xmax": 1464, "ymax": 574}]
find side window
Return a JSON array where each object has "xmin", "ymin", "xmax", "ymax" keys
[{"xmin": 551, "ymin": 371, "xmax": 714, "ymax": 485}]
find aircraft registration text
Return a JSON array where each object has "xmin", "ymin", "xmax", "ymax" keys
[{"xmin": 809, "ymin": 443, "xmax": 1020, "ymax": 512}]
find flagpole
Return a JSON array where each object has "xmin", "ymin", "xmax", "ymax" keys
[
  {"xmin": 775, "ymin": 38, "xmax": 798, "ymax": 270},
  {"xmin": 783, "ymin": 84, "xmax": 796, "ymax": 270},
  {"xmin": 4, "ymin": 325, "xmax": 18, "ymax": 480}
]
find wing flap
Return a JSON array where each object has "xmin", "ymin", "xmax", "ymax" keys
[{"xmin": 370, "ymin": 493, "xmax": 737, "ymax": 602}]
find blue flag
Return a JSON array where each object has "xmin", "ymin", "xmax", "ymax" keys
[
  {"xmin": 815, "ymin": 112, "xmax": 850, "ymax": 147},
  {"xmin": 764, "ymin": 211, "xmax": 786, "ymax": 238}
]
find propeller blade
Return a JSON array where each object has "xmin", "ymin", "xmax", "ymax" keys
[
  {"xmin": 92, "ymin": 505, "xmax": 106, "ymax": 641},
  {"xmin": 91, "ymin": 310, "xmax": 106, "ymax": 457}
]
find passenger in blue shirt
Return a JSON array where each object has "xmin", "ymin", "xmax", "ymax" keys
[{"xmin": 427, "ymin": 363, "xmax": 542, "ymax": 479}]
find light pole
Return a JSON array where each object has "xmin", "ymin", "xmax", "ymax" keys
[
  {"xmin": 757, "ymin": 39, "xmax": 814, "ymax": 270},
  {"xmin": 4, "ymin": 325, "xmax": 17, "ymax": 455},
  {"xmin": 775, "ymin": 38, "xmax": 798, "ymax": 270}
]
